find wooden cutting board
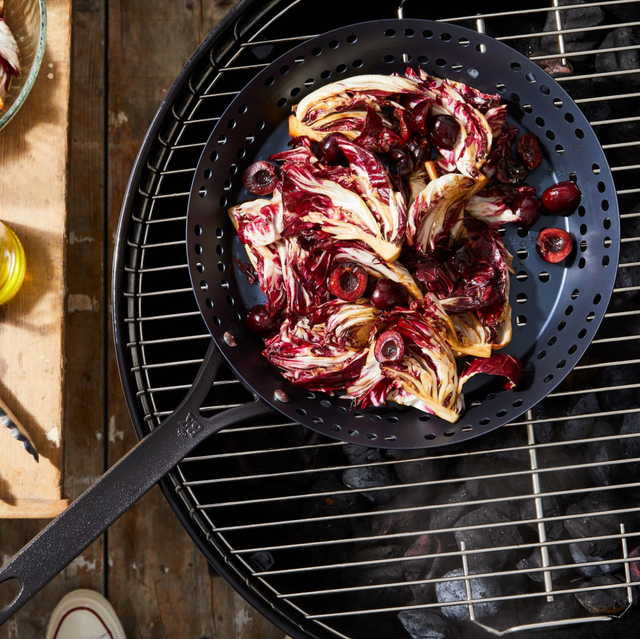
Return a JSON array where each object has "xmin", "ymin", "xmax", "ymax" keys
[{"xmin": 0, "ymin": 0, "xmax": 71, "ymax": 518}]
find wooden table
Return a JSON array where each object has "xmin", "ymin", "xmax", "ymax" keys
[{"xmin": 0, "ymin": 1, "xmax": 285, "ymax": 637}]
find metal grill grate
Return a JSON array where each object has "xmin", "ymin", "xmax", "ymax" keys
[{"xmin": 115, "ymin": 1, "xmax": 640, "ymax": 637}]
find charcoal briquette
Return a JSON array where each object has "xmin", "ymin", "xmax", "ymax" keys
[
  {"xmin": 354, "ymin": 492, "xmax": 429, "ymax": 538},
  {"xmin": 565, "ymin": 493, "xmax": 623, "ymax": 557},
  {"xmin": 584, "ymin": 421, "xmax": 621, "ymax": 486},
  {"xmin": 430, "ymin": 483, "xmax": 474, "ymax": 531},
  {"xmin": 398, "ymin": 609, "xmax": 461, "ymax": 639},
  {"xmin": 569, "ymin": 542, "xmax": 619, "ymax": 578},
  {"xmin": 559, "ymin": 392, "xmax": 600, "ymax": 442},
  {"xmin": 479, "ymin": 426, "xmax": 529, "ymax": 463},
  {"xmin": 519, "ymin": 496, "xmax": 565, "ymax": 540},
  {"xmin": 352, "ymin": 545, "xmax": 411, "ymax": 607},
  {"xmin": 575, "ymin": 575, "xmax": 629, "ymax": 613},
  {"xmin": 596, "ymin": 367, "xmax": 640, "ymax": 413},
  {"xmin": 249, "ymin": 551, "xmax": 275, "ymax": 572},
  {"xmin": 342, "ymin": 455, "xmax": 399, "ymax": 505},
  {"xmin": 537, "ymin": 444, "xmax": 590, "ymax": 497},
  {"xmin": 386, "ymin": 449, "xmax": 445, "ymax": 485},
  {"xmin": 596, "ymin": 28, "xmax": 640, "ymax": 89},
  {"xmin": 436, "ymin": 568, "xmax": 502, "ymax": 622},
  {"xmin": 517, "ymin": 544, "xmax": 572, "ymax": 582},
  {"xmin": 521, "ymin": 594, "xmax": 585, "ymax": 625},
  {"xmin": 620, "ymin": 411, "xmax": 640, "ymax": 472}
]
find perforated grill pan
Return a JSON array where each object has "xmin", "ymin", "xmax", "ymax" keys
[
  {"xmin": 0, "ymin": 20, "xmax": 620, "ymax": 624},
  {"xmin": 187, "ymin": 19, "xmax": 620, "ymax": 447}
]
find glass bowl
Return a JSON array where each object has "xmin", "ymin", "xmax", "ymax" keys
[{"xmin": 0, "ymin": 0, "xmax": 47, "ymax": 131}]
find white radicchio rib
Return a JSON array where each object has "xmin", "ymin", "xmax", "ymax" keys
[
  {"xmin": 465, "ymin": 186, "xmax": 519, "ymax": 228},
  {"xmin": 281, "ymin": 162, "xmax": 402, "ymax": 261},
  {"xmin": 485, "ymin": 104, "xmax": 508, "ymax": 138},
  {"xmin": 406, "ymin": 173, "xmax": 475, "ymax": 253},
  {"xmin": 263, "ymin": 302, "xmax": 378, "ymax": 392}
]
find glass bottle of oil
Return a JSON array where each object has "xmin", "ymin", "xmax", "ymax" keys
[{"xmin": 0, "ymin": 221, "xmax": 26, "ymax": 305}]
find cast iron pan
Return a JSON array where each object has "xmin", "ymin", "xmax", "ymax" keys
[{"xmin": 0, "ymin": 19, "xmax": 619, "ymax": 624}]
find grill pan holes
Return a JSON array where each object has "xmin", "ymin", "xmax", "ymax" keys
[
  {"xmin": 565, "ymin": 112, "xmax": 574, "ymax": 123},
  {"xmin": 580, "ymin": 224, "xmax": 587, "ymax": 235},
  {"xmin": 204, "ymin": 169, "xmax": 212, "ymax": 179},
  {"xmin": 198, "ymin": 186, "xmax": 207, "ymax": 197},
  {"xmin": 384, "ymin": 29, "xmax": 396, "ymax": 38},
  {"xmin": 592, "ymin": 163, "xmax": 601, "ymax": 174},
  {"xmin": 496, "ymin": 409, "xmax": 507, "ymax": 418},
  {"xmin": 526, "ymin": 72, "xmax": 536, "ymax": 82},
  {"xmin": 598, "ymin": 181, "xmax": 605, "ymax": 193},
  {"xmin": 516, "ymin": 315, "xmax": 527, "ymax": 327},
  {"xmin": 296, "ymin": 408, "xmax": 307, "ymax": 416},
  {"xmin": 329, "ymin": 39, "xmax": 340, "ymax": 48},
  {"xmin": 277, "ymin": 98, "xmax": 287, "ymax": 108},
  {"xmin": 516, "ymin": 293, "xmax": 527, "ymax": 304},
  {"xmin": 540, "ymin": 85, "xmax": 550, "ymax": 95},
  {"xmin": 557, "ymin": 359, "xmax": 566, "ymax": 370},
  {"xmin": 517, "ymin": 228, "xmax": 528, "ymax": 238},
  {"xmin": 227, "ymin": 119, "xmax": 236, "ymax": 129},
  {"xmin": 496, "ymin": 82, "xmax": 505, "ymax": 92},
  {"xmin": 458, "ymin": 37, "xmax": 469, "ymax": 46},
  {"xmin": 311, "ymin": 47, "xmax": 322, "ymax": 56},
  {"xmin": 196, "ymin": 262, "xmax": 204, "ymax": 273},
  {"xmin": 517, "ymin": 248, "xmax": 528, "ymax": 259},
  {"xmin": 404, "ymin": 28, "xmax": 415, "ymax": 37},
  {"xmin": 205, "ymin": 298, "xmax": 213, "ymax": 309},
  {"xmin": 304, "ymin": 78, "xmax": 315, "ymax": 87},
  {"xmin": 238, "ymin": 104, "xmax": 247, "ymax": 114},
  {"xmin": 535, "ymin": 116, "xmax": 545, "ymax": 128},
  {"xmin": 558, "ymin": 320, "xmax": 566, "ymax": 331},
  {"xmin": 354, "ymin": 412, "xmax": 364, "ymax": 419},
  {"xmin": 387, "ymin": 416, "xmax": 399, "ymax": 423},
  {"xmin": 265, "ymin": 76, "xmax": 274, "ymax": 86},
  {"xmin": 587, "ymin": 311, "xmax": 596, "ymax": 322},
  {"xmin": 290, "ymin": 87, "xmax": 300, "ymax": 97},
  {"xmin": 195, "ymin": 225, "xmax": 202, "ymax": 236},
  {"xmin": 423, "ymin": 29, "xmax": 433, "ymax": 38},
  {"xmin": 216, "ymin": 245, "xmax": 224, "ymax": 256},
  {"xmin": 511, "ymin": 61, "xmax": 521, "ymax": 72},
  {"xmin": 537, "ymin": 350, "xmax": 546, "ymax": 360},
  {"xmin": 336, "ymin": 64, "xmax": 347, "ymax": 74},
  {"xmin": 516, "ymin": 271, "xmax": 528, "ymax": 281},
  {"xmin": 294, "ymin": 55, "xmax": 305, "ymax": 65},
  {"xmin": 468, "ymin": 68, "xmax": 479, "ymax": 78},
  {"xmin": 226, "ymin": 295, "xmax": 234, "ymax": 306},
  {"xmin": 580, "ymin": 240, "xmax": 587, "ymax": 252},
  {"xmin": 571, "ymin": 289, "xmax": 580, "ymax": 300},
  {"xmin": 443, "ymin": 429, "xmax": 455, "ymax": 437},
  {"xmin": 385, "ymin": 435, "xmax": 397, "ymax": 442},
  {"xmin": 418, "ymin": 55, "xmax": 428, "ymax": 64},
  {"xmin": 246, "ymin": 135, "xmax": 255, "ymax": 144},
  {"xmin": 593, "ymin": 293, "xmax": 602, "ymax": 305},
  {"xmin": 424, "ymin": 433, "xmax": 436, "ymax": 440},
  {"xmin": 575, "ymin": 128, "xmax": 584, "ymax": 139},
  {"xmin": 195, "ymin": 244, "xmax": 202, "ymax": 255},
  {"xmin": 565, "ymin": 305, "xmax": 573, "ymax": 316},
  {"xmin": 579, "ymin": 257, "xmax": 586, "ymax": 269},
  {"xmin": 305, "ymin": 391, "xmax": 315, "ymax": 400},
  {"xmin": 330, "ymin": 424, "xmax": 340, "ymax": 431},
  {"xmin": 479, "ymin": 418, "xmax": 491, "ymax": 426},
  {"xmin": 568, "ymin": 344, "xmax": 578, "ymax": 354},
  {"xmin": 215, "ymin": 228, "xmax": 223, "ymax": 239},
  {"xmin": 256, "ymin": 120, "xmax": 265, "ymax": 131},
  {"xmin": 353, "ymin": 59, "xmax": 364, "ymax": 68},
  {"xmin": 336, "ymin": 405, "xmax": 346, "ymax": 413},
  {"xmin": 441, "ymin": 32, "xmax": 451, "ymax": 41},
  {"xmin": 523, "ymin": 104, "xmax": 532, "ymax": 113},
  {"xmin": 553, "ymin": 98, "xmax": 563, "ymax": 108},
  {"xmin": 366, "ymin": 433, "xmax": 378, "ymax": 440},
  {"xmin": 212, "ymin": 316, "xmax": 220, "ymax": 326},
  {"xmin": 602, "ymin": 255, "xmax": 610, "ymax": 267},
  {"xmin": 556, "ymin": 144, "xmax": 564, "ymax": 155},
  {"xmin": 211, "ymin": 151, "xmax": 218, "ymax": 162},
  {"xmin": 220, "ymin": 279, "xmax": 228, "ymax": 289},
  {"xmin": 578, "ymin": 205, "xmax": 586, "ymax": 217},
  {"xmin": 436, "ymin": 58, "xmax": 446, "ymax": 67},
  {"xmin": 217, "ymin": 262, "xmax": 225, "ymax": 273},
  {"xmin": 320, "ymin": 399, "xmax": 331, "ymax": 408},
  {"xmin": 370, "ymin": 415, "xmax": 381, "ymax": 422},
  {"xmin": 604, "ymin": 236, "xmax": 611, "ymax": 248},
  {"xmin": 233, "ymin": 311, "xmax": 241, "ymax": 322},
  {"xmin": 321, "ymin": 70, "xmax": 332, "ymax": 79},
  {"xmin": 513, "ymin": 399, "xmax": 523, "ymax": 408},
  {"xmin": 384, "ymin": 54, "xmax": 395, "ymax": 63},
  {"xmin": 578, "ymin": 328, "xmax": 587, "ymax": 339},
  {"xmin": 539, "ymin": 271, "xmax": 550, "ymax": 282},
  {"xmin": 544, "ymin": 374, "xmax": 553, "ymax": 383},
  {"xmin": 475, "ymin": 44, "xmax": 486, "ymax": 54},
  {"xmin": 510, "ymin": 92, "xmax": 520, "ymax": 103},
  {"xmin": 452, "ymin": 63, "xmax": 463, "ymax": 72},
  {"xmin": 348, "ymin": 429, "xmax": 359, "ymax": 436},
  {"xmin": 486, "ymin": 393, "xmax": 496, "ymax": 401},
  {"xmin": 604, "ymin": 218, "xmax": 611, "ymax": 230},
  {"xmin": 602, "ymin": 200, "xmax": 610, "ymax": 211},
  {"xmin": 548, "ymin": 336, "xmax": 557, "ymax": 346},
  {"xmin": 312, "ymin": 417, "xmax": 323, "ymax": 425},
  {"xmin": 546, "ymin": 130, "xmax": 555, "ymax": 140},
  {"xmin": 346, "ymin": 34, "xmax": 357, "ymax": 44},
  {"xmin": 419, "ymin": 415, "xmax": 431, "ymax": 422},
  {"xmin": 223, "ymin": 180, "xmax": 232, "ymax": 191}
]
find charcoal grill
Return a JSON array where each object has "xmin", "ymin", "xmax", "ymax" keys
[{"xmin": 114, "ymin": 0, "xmax": 640, "ymax": 637}]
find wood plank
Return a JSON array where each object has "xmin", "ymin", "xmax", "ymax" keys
[
  {"xmin": 105, "ymin": 2, "xmax": 284, "ymax": 637},
  {"xmin": 0, "ymin": 0, "xmax": 106, "ymax": 636},
  {"xmin": 0, "ymin": 0, "xmax": 71, "ymax": 516},
  {"xmin": 0, "ymin": 499, "xmax": 69, "ymax": 519}
]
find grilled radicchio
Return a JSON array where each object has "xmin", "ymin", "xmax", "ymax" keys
[
  {"xmin": 0, "ymin": 16, "xmax": 20, "ymax": 110},
  {"xmin": 229, "ymin": 69, "xmax": 534, "ymax": 424}
]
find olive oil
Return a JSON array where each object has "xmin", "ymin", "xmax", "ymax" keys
[{"xmin": 0, "ymin": 222, "xmax": 26, "ymax": 305}]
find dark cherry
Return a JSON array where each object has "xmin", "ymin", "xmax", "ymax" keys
[
  {"xmin": 496, "ymin": 154, "xmax": 528, "ymax": 184},
  {"xmin": 407, "ymin": 136, "xmax": 431, "ymax": 165},
  {"xmin": 318, "ymin": 132, "xmax": 348, "ymax": 164},
  {"xmin": 370, "ymin": 278, "xmax": 408, "ymax": 311},
  {"xmin": 374, "ymin": 330, "xmax": 405, "ymax": 364},
  {"xmin": 242, "ymin": 161, "xmax": 278, "ymax": 195},
  {"xmin": 513, "ymin": 193, "xmax": 542, "ymax": 228},
  {"xmin": 517, "ymin": 133, "xmax": 543, "ymax": 170},
  {"xmin": 390, "ymin": 147, "xmax": 414, "ymax": 177},
  {"xmin": 246, "ymin": 305, "xmax": 279, "ymax": 337},
  {"xmin": 541, "ymin": 181, "xmax": 582, "ymax": 216},
  {"xmin": 409, "ymin": 101, "xmax": 431, "ymax": 135},
  {"xmin": 328, "ymin": 262, "xmax": 368, "ymax": 301},
  {"xmin": 427, "ymin": 115, "xmax": 460, "ymax": 150},
  {"xmin": 536, "ymin": 228, "xmax": 573, "ymax": 264}
]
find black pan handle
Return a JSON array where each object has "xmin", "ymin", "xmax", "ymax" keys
[{"xmin": 0, "ymin": 342, "xmax": 272, "ymax": 625}]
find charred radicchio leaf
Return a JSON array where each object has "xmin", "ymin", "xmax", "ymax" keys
[{"xmin": 459, "ymin": 354, "xmax": 524, "ymax": 391}]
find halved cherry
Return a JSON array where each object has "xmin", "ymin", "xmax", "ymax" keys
[
  {"xmin": 427, "ymin": 115, "xmax": 460, "ymax": 150},
  {"xmin": 327, "ymin": 262, "xmax": 368, "ymax": 301},
  {"xmin": 370, "ymin": 278, "xmax": 408, "ymax": 311},
  {"xmin": 246, "ymin": 305, "xmax": 279, "ymax": 337},
  {"xmin": 318, "ymin": 132, "xmax": 348, "ymax": 164},
  {"xmin": 375, "ymin": 330, "xmax": 405, "ymax": 364},
  {"xmin": 541, "ymin": 181, "xmax": 582, "ymax": 216},
  {"xmin": 536, "ymin": 228, "xmax": 574, "ymax": 264},
  {"xmin": 409, "ymin": 101, "xmax": 431, "ymax": 135},
  {"xmin": 242, "ymin": 161, "xmax": 279, "ymax": 195}
]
